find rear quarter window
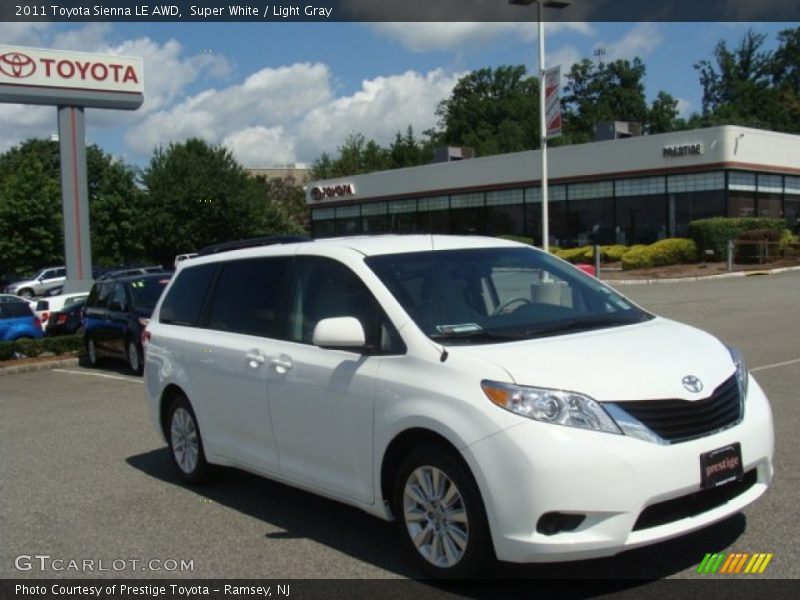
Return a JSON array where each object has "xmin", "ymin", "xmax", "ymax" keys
[{"xmin": 159, "ymin": 264, "xmax": 217, "ymax": 326}]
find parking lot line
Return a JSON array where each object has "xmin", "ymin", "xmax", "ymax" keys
[
  {"xmin": 52, "ymin": 368, "xmax": 143, "ymax": 383},
  {"xmin": 750, "ymin": 357, "xmax": 800, "ymax": 373}
]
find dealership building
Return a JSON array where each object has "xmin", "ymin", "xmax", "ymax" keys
[{"xmin": 305, "ymin": 125, "xmax": 800, "ymax": 246}]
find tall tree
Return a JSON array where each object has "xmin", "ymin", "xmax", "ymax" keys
[
  {"xmin": 0, "ymin": 139, "xmax": 144, "ymax": 277},
  {"xmin": 562, "ymin": 58, "xmax": 651, "ymax": 142},
  {"xmin": 434, "ymin": 65, "xmax": 539, "ymax": 156},
  {"xmin": 141, "ymin": 138, "xmax": 302, "ymax": 266},
  {"xmin": 693, "ymin": 29, "xmax": 779, "ymax": 128}
]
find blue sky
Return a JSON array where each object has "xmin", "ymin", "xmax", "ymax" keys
[{"xmin": 0, "ymin": 21, "xmax": 792, "ymax": 168}]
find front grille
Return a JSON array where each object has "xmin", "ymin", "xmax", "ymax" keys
[
  {"xmin": 614, "ymin": 375, "xmax": 741, "ymax": 444},
  {"xmin": 633, "ymin": 469, "xmax": 757, "ymax": 531}
]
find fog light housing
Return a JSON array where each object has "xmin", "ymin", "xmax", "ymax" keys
[{"xmin": 536, "ymin": 512, "xmax": 586, "ymax": 536}]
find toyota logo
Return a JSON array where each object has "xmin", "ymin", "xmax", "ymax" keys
[
  {"xmin": 0, "ymin": 52, "xmax": 36, "ymax": 79},
  {"xmin": 682, "ymin": 375, "xmax": 704, "ymax": 394}
]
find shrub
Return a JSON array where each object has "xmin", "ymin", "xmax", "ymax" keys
[
  {"xmin": 0, "ymin": 335, "xmax": 83, "ymax": 362},
  {"xmin": 601, "ymin": 244, "xmax": 629, "ymax": 262},
  {"xmin": 555, "ymin": 246, "xmax": 594, "ymax": 263},
  {"xmin": 688, "ymin": 217, "xmax": 786, "ymax": 259},
  {"xmin": 621, "ymin": 238, "xmax": 697, "ymax": 270}
]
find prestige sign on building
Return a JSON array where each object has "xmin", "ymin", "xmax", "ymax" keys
[{"xmin": 0, "ymin": 45, "xmax": 143, "ymax": 109}]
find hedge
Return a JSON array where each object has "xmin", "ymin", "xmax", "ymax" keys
[
  {"xmin": 688, "ymin": 217, "xmax": 786, "ymax": 259},
  {"xmin": 0, "ymin": 335, "xmax": 83, "ymax": 362},
  {"xmin": 622, "ymin": 238, "xmax": 698, "ymax": 270}
]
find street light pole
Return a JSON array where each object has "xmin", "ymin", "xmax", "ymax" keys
[
  {"xmin": 509, "ymin": 0, "xmax": 570, "ymax": 252},
  {"xmin": 537, "ymin": 2, "xmax": 549, "ymax": 252}
]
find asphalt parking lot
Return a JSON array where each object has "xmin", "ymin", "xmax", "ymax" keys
[{"xmin": 1, "ymin": 271, "xmax": 798, "ymax": 589}]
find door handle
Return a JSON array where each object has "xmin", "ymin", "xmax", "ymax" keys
[
  {"xmin": 245, "ymin": 352, "xmax": 266, "ymax": 367},
  {"xmin": 270, "ymin": 355, "xmax": 293, "ymax": 373}
]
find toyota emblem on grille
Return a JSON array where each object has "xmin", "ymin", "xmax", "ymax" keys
[
  {"xmin": 0, "ymin": 52, "xmax": 36, "ymax": 79},
  {"xmin": 682, "ymin": 375, "xmax": 704, "ymax": 393}
]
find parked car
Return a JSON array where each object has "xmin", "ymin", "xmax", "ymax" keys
[
  {"xmin": 143, "ymin": 235, "xmax": 774, "ymax": 577},
  {"xmin": 83, "ymin": 273, "xmax": 171, "ymax": 374},
  {"xmin": 0, "ymin": 302, "xmax": 44, "ymax": 341},
  {"xmin": 4, "ymin": 266, "xmax": 66, "ymax": 298},
  {"xmin": 45, "ymin": 298, "xmax": 87, "ymax": 336},
  {"xmin": 34, "ymin": 292, "xmax": 89, "ymax": 332},
  {"xmin": 0, "ymin": 293, "xmax": 38, "ymax": 311},
  {"xmin": 95, "ymin": 266, "xmax": 167, "ymax": 281}
]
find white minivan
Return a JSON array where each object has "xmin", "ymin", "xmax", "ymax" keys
[{"xmin": 143, "ymin": 235, "xmax": 774, "ymax": 577}]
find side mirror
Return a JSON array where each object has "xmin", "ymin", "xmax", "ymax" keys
[{"xmin": 312, "ymin": 317, "xmax": 366, "ymax": 350}]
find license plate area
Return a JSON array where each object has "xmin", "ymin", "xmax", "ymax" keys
[{"xmin": 700, "ymin": 442, "xmax": 743, "ymax": 489}]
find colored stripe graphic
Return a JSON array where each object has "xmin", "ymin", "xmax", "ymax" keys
[{"xmin": 697, "ymin": 552, "xmax": 773, "ymax": 574}]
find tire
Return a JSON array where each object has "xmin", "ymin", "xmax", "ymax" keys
[
  {"xmin": 126, "ymin": 337, "xmax": 143, "ymax": 375},
  {"xmin": 393, "ymin": 442, "xmax": 495, "ymax": 578},
  {"xmin": 84, "ymin": 335, "xmax": 99, "ymax": 367},
  {"xmin": 167, "ymin": 394, "xmax": 210, "ymax": 484},
  {"xmin": 18, "ymin": 288, "xmax": 34, "ymax": 300}
]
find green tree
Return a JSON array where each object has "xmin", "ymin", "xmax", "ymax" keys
[
  {"xmin": 434, "ymin": 65, "xmax": 539, "ymax": 156},
  {"xmin": 140, "ymin": 138, "xmax": 301, "ymax": 265},
  {"xmin": 693, "ymin": 29, "xmax": 781, "ymax": 129},
  {"xmin": 562, "ymin": 58, "xmax": 651, "ymax": 142},
  {"xmin": 647, "ymin": 91, "xmax": 684, "ymax": 134},
  {"xmin": 0, "ymin": 139, "xmax": 144, "ymax": 277},
  {"xmin": 0, "ymin": 141, "xmax": 62, "ymax": 277}
]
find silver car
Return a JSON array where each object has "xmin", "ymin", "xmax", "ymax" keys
[{"xmin": 5, "ymin": 266, "xmax": 66, "ymax": 299}]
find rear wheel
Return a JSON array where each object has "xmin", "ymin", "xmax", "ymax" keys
[
  {"xmin": 393, "ymin": 443, "xmax": 495, "ymax": 578},
  {"xmin": 167, "ymin": 394, "xmax": 210, "ymax": 484},
  {"xmin": 126, "ymin": 337, "xmax": 143, "ymax": 375}
]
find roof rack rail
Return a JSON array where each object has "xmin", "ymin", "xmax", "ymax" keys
[{"xmin": 197, "ymin": 235, "xmax": 312, "ymax": 256}]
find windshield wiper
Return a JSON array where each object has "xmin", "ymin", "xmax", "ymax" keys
[
  {"xmin": 429, "ymin": 329, "xmax": 522, "ymax": 344},
  {"xmin": 520, "ymin": 316, "xmax": 643, "ymax": 339}
]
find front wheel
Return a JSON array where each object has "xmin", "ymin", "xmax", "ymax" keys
[
  {"xmin": 167, "ymin": 395, "xmax": 210, "ymax": 484},
  {"xmin": 18, "ymin": 288, "xmax": 34, "ymax": 300},
  {"xmin": 85, "ymin": 335, "xmax": 99, "ymax": 367},
  {"xmin": 393, "ymin": 443, "xmax": 495, "ymax": 578}
]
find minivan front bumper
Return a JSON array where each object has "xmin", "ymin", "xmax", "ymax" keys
[{"xmin": 463, "ymin": 376, "xmax": 774, "ymax": 563}]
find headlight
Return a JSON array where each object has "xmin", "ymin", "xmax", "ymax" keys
[
  {"xmin": 728, "ymin": 346, "xmax": 749, "ymax": 399},
  {"xmin": 481, "ymin": 380, "xmax": 621, "ymax": 434}
]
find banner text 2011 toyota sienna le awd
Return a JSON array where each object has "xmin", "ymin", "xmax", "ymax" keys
[{"xmin": 144, "ymin": 235, "xmax": 774, "ymax": 578}]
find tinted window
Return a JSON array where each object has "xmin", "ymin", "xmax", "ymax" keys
[
  {"xmin": 286, "ymin": 257, "xmax": 404, "ymax": 354},
  {"xmin": 160, "ymin": 264, "xmax": 217, "ymax": 326},
  {"xmin": 207, "ymin": 257, "xmax": 291, "ymax": 337},
  {"xmin": 129, "ymin": 277, "xmax": 171, "ymax": 310},
  {"xmin": 108, "ymin": 283, "xmax": 128, "ymax": 311},
  {"xmin": 0, "ymin": 303, "xmax": 33, "ymax": 319},
  {"xmin": 88, "ymin": 283, "xmax": 112, "ymax": 309}
]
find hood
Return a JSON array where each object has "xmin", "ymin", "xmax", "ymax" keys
[{"xmin": 452, "ymin": 317, "xmax": 735, "ymax": 402}]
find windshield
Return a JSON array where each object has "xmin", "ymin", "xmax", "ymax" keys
[
  {"xmin": 365, "ymin": 246, "xmax": 653, "ymax": 344},
  {"xmin": 129, "ymin": 277, "xmax": 170, "ymax": 310}
]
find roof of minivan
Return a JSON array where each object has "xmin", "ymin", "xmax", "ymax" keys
[{"xmin": 178, "ymin": 235, "xmax": 526, "ymax": 268}]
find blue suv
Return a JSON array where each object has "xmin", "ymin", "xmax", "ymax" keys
[{"xmin": 0, "ymin": 302, "xmax": 44, "ymax": 341}]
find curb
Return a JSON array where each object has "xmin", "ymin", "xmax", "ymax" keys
[
  {"xmin": 0, "ymin": 356, "xmax": 80, "ymax": 376},
  {"xmin": 607, "ymin": 265, "xmax": 800, "ymax": 285}
]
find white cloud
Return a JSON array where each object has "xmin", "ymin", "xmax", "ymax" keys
[
  {"xmin": 676, "ymin": 98, "xmax": 692, "ymax": 118},
  {"xmin": 296, "ymin": 69, "xmax": 460, "ymax": 162},
  {"xmin": 0, "ymin": 22, "xmax": 52, "ymax": 46},
  {"xmin": 126, "ymin": 62, "xmax": 332, "ymax": 157},
  {"xmin": 129, "ymin": 63, "xmax": 460, "ymax": 167},
  {"xmin": 546, "ymin": 45, "xmax": 583, "ymax": 72},
  {"xmin": 597, "ymin": 23, "xmax": 664, "ymax": 62},
  {"xmin": 223, "ymin": 127, "xmax": 296, "ymax": 167},
  {"xmin": 371, "ymin": 22, "xmax": 593, "ymax": 53}
]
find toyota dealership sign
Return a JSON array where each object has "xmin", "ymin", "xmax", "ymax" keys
[{"xmin": 0, "ymin": 45, "xmax": 143, "ymax": 110}]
